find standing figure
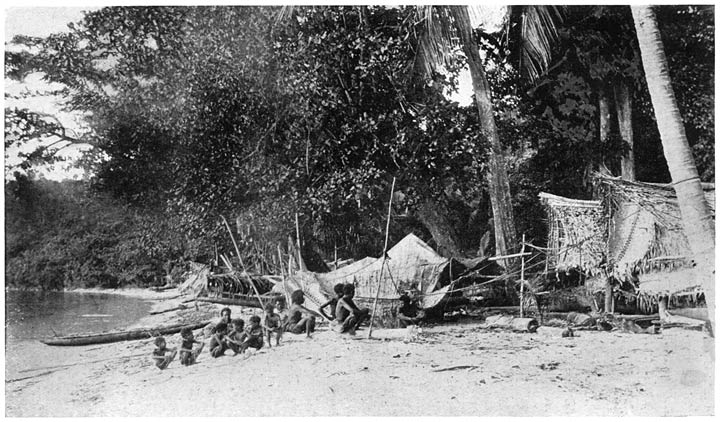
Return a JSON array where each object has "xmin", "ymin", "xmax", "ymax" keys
[{"xmin": 263, "ymin": 303, "xmax": 284, "ymax": 347}]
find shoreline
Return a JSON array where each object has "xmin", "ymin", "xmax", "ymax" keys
[
  {"xmin": 5, "ymin": 290, "xmax": 715, "ymax": 417},
  {"xmin": 6, "ymin": 285, "xmax": 180, "ymax": 301}
]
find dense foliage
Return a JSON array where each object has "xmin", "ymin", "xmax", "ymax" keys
[
  {"xmin": 4, "ymin": 5, "xmax": 714, "ymax": 290},
  {"xmin": 5, "ymin": 174, "xmax": 206, "ymax": 289}
]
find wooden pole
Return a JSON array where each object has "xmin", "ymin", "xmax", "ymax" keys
[
  {"xmin": 221, "ymin": 216, "xmax": 266, "ymax": 311},
  {"xmin": 295, "ymin": 213, "xmax": 306, "ymax": 271},
  {"xmin": 368, "ymin": 177, "xmax": 396, "ymax": 339},
  {"xmin": 520, "ymin": 233, "xmax": 526, "ymax": 318},
  {"xmin": 334, "ymin": 242, "xmax": 338, "ymax": 270}
]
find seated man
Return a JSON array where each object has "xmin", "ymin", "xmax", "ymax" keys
[
  {"xmin": 319, "ymin": 283, "xmax": 345, "ymax": 321},
  {"xmin": 285, "ymin": 290, "xmax": 322, "ymax": 338},
  {"xmin": 397, "ymin": 294, "xmax": 425, "ymax": 328},
  {"xmin": 335, "ymin": 284, "xmax": 370, "ymax": 334}
]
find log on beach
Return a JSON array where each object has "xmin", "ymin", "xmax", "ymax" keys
[
  {"xmin": 41, "ymin": 320, "xmax": 211, "ymax": 347},
  {"xmin": 483, "ymin": 315, "xmax": 539, "ymax": 333}
]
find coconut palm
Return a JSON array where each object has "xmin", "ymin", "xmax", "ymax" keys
[
  {"xmin": 417, "ymin": 6, "xmax": 560, "ymax": 267},
  {"xmin": 631, "ymin": 6, "xmax": 715, "ymax": 330}
]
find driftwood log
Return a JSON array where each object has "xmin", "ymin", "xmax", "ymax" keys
[{"xmin": 483, "ymin": 315, "xmax": 539, "ymax": 333}]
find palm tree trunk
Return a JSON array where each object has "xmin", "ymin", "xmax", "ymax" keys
[
  {"xmin": 613, "ymin": 80, "xmax": 635, "ymax": 181},
  {"xmin": 631, "ymin": 6, "xmax": 714, "ymax": 331},
  {"xmin": 449, "ymin": 6, "xmax": 518, "ymax": 268},
  {"xmin": 599, "ymin": 84, "xmax": 614, "ymax": 313}
]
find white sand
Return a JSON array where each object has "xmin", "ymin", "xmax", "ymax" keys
[{"xmin": 5, "ymin": 292, "xmax": 715, "ymax": 417}]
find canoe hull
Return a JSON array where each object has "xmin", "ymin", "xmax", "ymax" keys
[
  {"xmin": 195, "ymin": 293, "xmax": 283, "ymax": 308},
  {"xmin": 41, "ymin": 321, "xmax": 210, "ymax": 347}
]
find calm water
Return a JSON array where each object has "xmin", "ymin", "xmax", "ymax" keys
[{"xmin": 5, "ymin": 290, "xmax": 153, "ymax": 378}]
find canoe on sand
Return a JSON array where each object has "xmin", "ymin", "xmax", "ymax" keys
[{"xmin": 41, "ymin": 320, "xmax": 211, "ymax": 347}]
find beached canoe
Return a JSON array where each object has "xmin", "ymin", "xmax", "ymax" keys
[
  {"xmin": 194, "ymin": 293, "xmax": 284, "ymax": 308},
  {"xmin": 40, "ymin": 320, "xmax": 211, "ymax": 347}
]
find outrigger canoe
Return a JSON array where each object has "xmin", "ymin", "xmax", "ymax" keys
[{"xmin": 41, "ymin": 320, "xmax": 211, "ymax": 347}]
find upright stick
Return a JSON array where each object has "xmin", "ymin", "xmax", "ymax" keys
[
  {"xmin": 368, "ymin": 177, "xmax": 396, "ymax": 339},
  {"xmin": 520, "ymin": 233, "xmax": 526, "ymax": 318},
  {"xmin": 295, "ymin": 213, "xmax": 306, "ymax": 271},
  {"xmin": 221, "ymin": 215, "xmax": 266, "ymax": 311}
]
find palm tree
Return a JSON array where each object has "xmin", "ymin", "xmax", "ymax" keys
[
  {"xmin": 631, "ymin": 6, "xmax": 715, "ymax": 330},
  {"xmin": 417, "ymin": 6, "xmax": 559, "ymax": 267}
]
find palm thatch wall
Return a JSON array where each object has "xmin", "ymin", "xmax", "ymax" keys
[
  {"xmin": 538, "ymin": 192, "xmax": 606, "ymax": 275},
  {"xmin": 593, "ymin": 175, "xmax": 714, "ymax": 311},
  {"xmin": 540, "ymin": 175, "xmax": 714, "ymax": 313}
]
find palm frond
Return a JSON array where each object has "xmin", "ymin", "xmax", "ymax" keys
[
  {"xmin": 415, "ymin": 6, "xmax": 457, "ymax": 78},
  {"xmin": 518, "ymin": 6, "xmax": 563, "ymax": 83}
]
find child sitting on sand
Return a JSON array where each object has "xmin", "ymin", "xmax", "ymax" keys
[
  {"xmin": 152, "ymin": 336, "xmax": 177, "ymax": 370},
  {"xmin": 225, "ymin": 318, "xmax": 246, "ymax": 355},
  {"xmin": 239, "ymin": 315, "xmax": 264, "ymax": 353},
  {"xmin": 263, "ymin": 303, "xmax": 284, "ymax": 347},
  {"xmin": 179, "ymin": 327, "xmax": 204, "ymax": 365},
  {"xmin": 209, "ymin": 322, "xmax": 230, "ymax": 358}
]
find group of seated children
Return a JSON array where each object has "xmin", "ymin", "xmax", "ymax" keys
[
  {"xmin": 152, "ymin": 287, "xmax": 424, "ymax": 369},
  {"xmin": 320, "ymin": 283, "xmax": 370, "ymax": 335},
  {"xmin": 151, "ymin": 303, "xmax": 284, "ymax": 370},
  {"xmin": 209, "ymin": 313, "xmax": 265, "ymax": 358}
]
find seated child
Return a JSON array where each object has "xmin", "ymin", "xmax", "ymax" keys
[
  {"xmin": 285, "ymin": 290, "xmax": 322, "ymax": 337},
  {"xmin": 224, "ymin": 318, "xmax": 246, "ymax": 355},
  {"xmin": 335, "ymin": 284, "xmax": 370, "ymax": 334},
  {"xmin": 319, "ymin": 283, "xmax": 345, "ymax": 321},
  {"xmin": 178, "ymin": 327, "xmax": 204, "ymax": 365},
  {"xmin": 239, "ymin": 315, "xmax": 264, "ymax": 353},
  {"xmin": 152, "ymin": 336, "xmax": 177, "ymax": 370},
  {"xmin": 263, "ymin": 303, "xmax": 284, "ymax": 347},
  {"xmin": 209, "ymin": 321, "xmax": 230, "ymax": 358},
  {"xmin": 219, "ymin": 307, "xmax": 232, "ymax": 324}
]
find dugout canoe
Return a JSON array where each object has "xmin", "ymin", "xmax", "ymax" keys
[
  {"xmin": 193, "ymin": 292, "xmax": 284, "ymax": 308},
  {"xmin": 40, "ymin": 320, "xmax": 211, "ymax": 347}
]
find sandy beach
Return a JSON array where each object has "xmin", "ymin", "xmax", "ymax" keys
[{"xmin": 5, "ymin": 289, "xmax": 715, "ymax": 417}]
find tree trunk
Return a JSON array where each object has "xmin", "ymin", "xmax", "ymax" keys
[
  {"xmin": 631, "ymin": 6, "xmax": 715, "ymax": 332},
  {"xmin": 599, "ymin": 84, "xmax": 611, "ymax": 147},
  {"xmin": 417, "ymin": 198, "xmax": 463, "ymax": 257},
  {"xmin": 614, "ymin": 80, "xmax": 635, "ymax": 180},
  {"xmin": 449, "ymin": 6, "xmax": 518, "ymax": 268},
  {"xmin": 600, "ymin": 85, "xmax": 614, "ymax": 312}
]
